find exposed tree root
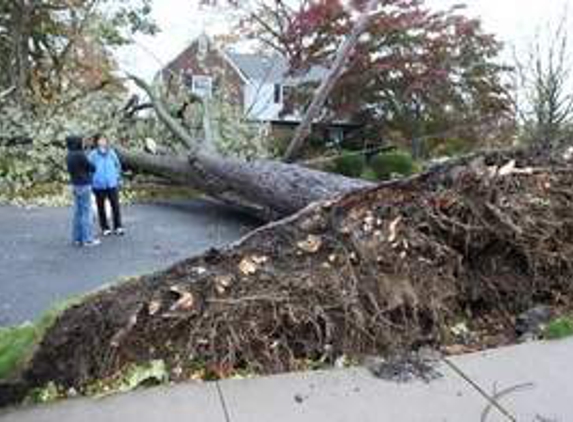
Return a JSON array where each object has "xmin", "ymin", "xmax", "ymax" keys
[{"xmin": 2, "ymin": 148, "xmax": 573, "ymax": 407}]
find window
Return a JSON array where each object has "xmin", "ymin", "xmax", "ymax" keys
[
  {"xmin": 274, "ymin": 84, "xmax": 282, "ymax": 104},
  {"xmin": 328, "ymin": 127, "xmax": 344, "ymax": 145},
  {"xmin": 192, "ymin": 75, "xmax": 213, "ymax": 98}
]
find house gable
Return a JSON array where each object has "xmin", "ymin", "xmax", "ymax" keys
[
  {"xmin": 162, "ymin": 36, "xmax": 333, "ymax": 123},
  {"xmin": 162, "ymin": 35, "xmax": 245, "ymax": 108}
]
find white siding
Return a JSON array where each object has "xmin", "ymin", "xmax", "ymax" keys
[{"xmin": 243, "ymin": 82, "xmax": 283, "ymax": 121}]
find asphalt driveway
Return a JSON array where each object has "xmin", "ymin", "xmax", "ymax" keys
[{"xmin": 0, "ymin": 200, "xmax": 257, "ymax": 327}]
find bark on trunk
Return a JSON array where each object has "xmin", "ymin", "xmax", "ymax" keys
[
  {"xmin": 11, "ymin": 0, "xmax": 31, "ymax": 108},
  {"xmin": 119, "ymin": 147, "xmax": 373, "ymax": 221}
]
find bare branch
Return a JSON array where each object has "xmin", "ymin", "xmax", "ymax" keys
[{"xmin": 0, "ymin": 86, "xmax": 15, "ymax": 102}]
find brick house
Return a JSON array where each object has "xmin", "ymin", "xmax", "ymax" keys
[{"xmin": 161, "ymin": 34, "xmax": 357, "ymax": 147}]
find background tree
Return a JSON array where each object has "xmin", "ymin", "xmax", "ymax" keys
[
  {"xmin": 514, "ymin": 16, "xmax": 573, "ymax": 148},
  {"xmin": 0, "ymin": 0, "xmax": 158, "ymax": 108},
  {"xmin": 0, "ymin": 0, "xmax": 158, "ymax": 200},
  {"xmin": 244, "ymin": 0, "xmax": 513, "ymax": 157}
]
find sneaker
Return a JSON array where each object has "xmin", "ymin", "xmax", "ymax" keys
[
  {"xmin": 114, "ymin": 227, "xmax": 125, "ymax": 236},
  {"xmin": 102, "ymin": 229, "xmax": 112, "ymax": 237},
  {"xmin": 83, "ymin": 239, "xmax": 101, "ymax": 247},
  {"xmin": 73, "ymin": 241, "xmax": 82, "ymax": 247}
]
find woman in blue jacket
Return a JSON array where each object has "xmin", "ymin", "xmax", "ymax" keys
[{"xmin": 89, "ymin": 134, "xmax": 125, "ymax": 236}]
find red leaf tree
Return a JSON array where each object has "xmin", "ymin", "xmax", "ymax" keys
[{"xmin": 247, "ymin": 0, "xmax": 514, "ymax": 155}]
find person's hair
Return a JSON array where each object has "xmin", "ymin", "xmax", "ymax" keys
[
  {"xmin": 66, "ymin": 135, "xmax": 84, "ymax": 150},
  {"xmin": 66, "ymin": 135, "xmax": 83, "ymax": 144}
]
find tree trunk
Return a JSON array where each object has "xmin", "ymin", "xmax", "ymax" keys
[
  {"xmin": 119, "ymin": 147, "xmax": 373, "ymax": 221},
  {"xmin": 11, "ymin": 0, "xmax": 31, "ymax": 108}
]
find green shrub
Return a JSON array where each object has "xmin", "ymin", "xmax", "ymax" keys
[
  {"xmin": 360, "ymin": 167, "xmax": 379, "ymax": 182},
  {"xmin": 369, "ymin": 150, "xmax": 417, "ymax": 180},
  {"xmin": 332, "ymin": 150, "xmax": 366, "ymax": 178},
  {"xmin": 335, "ymin": 151, "xmax": 365, "ymax": 177},
  {"xmin": 544, "ymin": 317, "xmax": 573, "ymax": 340}
]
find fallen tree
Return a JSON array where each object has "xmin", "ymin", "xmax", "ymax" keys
[
  {"xmin": 2, "ymin": 7, "xmax": 572, "ymax": 404},
  {"xmin": 117, "ymin": 76, "xmax": 373, "ymax": 221},
  {"xmin": 2, "ymin": 145, "xmax": 573, "ymax": 406}
]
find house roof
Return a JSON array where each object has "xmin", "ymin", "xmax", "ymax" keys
[{"xmin": 224, "ymin": 51, "xmax": 328, "ymax": 85}]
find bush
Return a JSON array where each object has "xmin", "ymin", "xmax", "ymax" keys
[
  {"xmin": 544, "ymin": 317, "xmax": 573, "ymax": 340},
  {"xmin": 360, "ymin": 167, "xmax": 379, "ymax": 182},
  {"xmin": 332, "ymin": 150, "xmax": 366, "ymax": 178},
  {"xmin": 369, "ymin": 150, "xmax": 417, "ymax": 180}
]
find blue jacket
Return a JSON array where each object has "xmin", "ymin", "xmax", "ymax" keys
[{"xmin": 89, "ymin": 148, "xmax": 122, "ymax": 190}]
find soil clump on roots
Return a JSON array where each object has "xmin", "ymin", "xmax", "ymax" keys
[{"xmin": 3, "ymin": 148, "xmax": 573, "ymax": 405}]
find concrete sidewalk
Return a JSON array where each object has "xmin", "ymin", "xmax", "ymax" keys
[{"xmin": 2, "ymin": 338, "xmax": 571, "ymax": 422}]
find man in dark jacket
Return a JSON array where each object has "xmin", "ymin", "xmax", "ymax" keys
[{"xmin": 66, "ymin": 135, "xmax": 100, "ymax": 247}]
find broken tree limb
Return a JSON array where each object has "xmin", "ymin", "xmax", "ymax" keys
[
  {"xmin": 283, "ymin": 0, "xmax": 380, "ymax": 162},
  {"xmin": 129, "ymin": 74, "xmax": 199, "ymax": 153},
  {"xmin": 0, "ymin": 86, "xmax": 15, "ymax": 102},
  {"xmin": 201, "ymin": 99, "xmax": 219, "ymax": 155}
]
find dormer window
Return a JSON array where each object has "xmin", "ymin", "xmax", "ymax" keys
[{"xmin": 192, "ymin": 75, "xmax": 213, "ymax": 98}]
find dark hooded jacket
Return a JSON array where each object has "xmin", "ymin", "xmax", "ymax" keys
[{"xmin": 66, "ymin": 136, "xmax": 95, "ymax": 186}]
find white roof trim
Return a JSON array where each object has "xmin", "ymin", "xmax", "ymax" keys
[{"xmin": 221, "ymin": 50, "xmax": 250, "ymax": 84}]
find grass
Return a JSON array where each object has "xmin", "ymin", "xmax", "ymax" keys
[
  {"xmin": 1, "ymin": 181, "xmax": 199, "ymax": 207},
  {"xmin": 123, "ymin": 182, "xmax": 199, "ymax": 203},
  {"xmin": 0, "ymin": 296, "xmax": 82, "ymax": 381},
  {"xmin": 543, "ymin": 317, "xmax": 573, "ymax": 340},
  {"xmin": 0, "ymin": 324, "xmax": 37, "ymax": 379}
]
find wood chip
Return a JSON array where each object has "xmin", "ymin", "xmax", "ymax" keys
[
  {"xmin": 388, "ymin": 216, "xmax": 402, "ymax": 243},
  {"xmin": 215, "ymin": 275, "xmax": 234, "ymax": 295},
  {"xmin": 148, "ymin": 300, "xmax": 161, "ymax": 316},
  {"xmin": 169, "ymin": 286, "xmax": 195, "ymax": 311},
  {"xmin": 239, "ymin": 257, "xmax": 258, "ymax": 275},
  {"xmin": 297, "ymin": 234, "xmax": 322, "ymax": 253}
]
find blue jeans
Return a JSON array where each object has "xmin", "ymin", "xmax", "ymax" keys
[{"xmin": 72, "ymin": 185, "xmax": 94, "ymax": 244}]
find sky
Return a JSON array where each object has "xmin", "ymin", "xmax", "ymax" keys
[{"xmin": 115, "ymin": 0, "xmax": 573, "ymax": 83}]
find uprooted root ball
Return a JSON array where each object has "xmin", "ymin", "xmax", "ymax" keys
[{"xmin": 13, "ymin": 154, "xmax": 573, "ymax": 400}]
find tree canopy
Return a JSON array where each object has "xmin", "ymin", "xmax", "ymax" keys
[
  {"xmin": 0, "ymin": 0, "xmax": 158, "ymax": 107},
  {"xmin": 246, "ymin": 0, "xmax": 513, "ymax": 153}
]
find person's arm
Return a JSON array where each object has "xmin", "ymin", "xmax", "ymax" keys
[
  {"xmin": 112, "ymin": 149, "xmax": 122, "ymax": 172},
  {"xmin": 83, "ymin": 152, "xmax": 96, "ymax": 173},
  {"xmin": 111, "ymin": 149, "xmax": 122, "ymax": 185}
]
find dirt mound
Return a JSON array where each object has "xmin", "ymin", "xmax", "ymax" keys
[{"xmin": 7, "ymin": 148, "xmax": 573, "ymax": 403}]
